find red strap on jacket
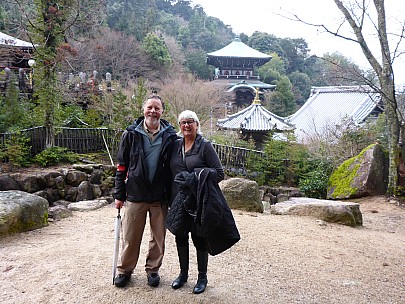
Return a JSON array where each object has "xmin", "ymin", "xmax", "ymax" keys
[{"xmin": 117, "ymin": 164, "xmax": 126, "ymax": 172}]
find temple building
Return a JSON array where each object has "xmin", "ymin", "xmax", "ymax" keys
[
  {"xmin": 216, "ymin": 89, "xmax": 294, "ymax": 149},
  {"xmin": 207, "ymin": 36, "xmax": 275, "ymax": 110},
  {"xmin": 0, "ymin": 31, "xmax": 35, "ymax": 94},
  {"xmin": 286, "ymin": 86, "xmax": 383, "ymax": 143},
  {"xmin": 0, "ymin": 31, "xmax": 34, "ymax": 70}
]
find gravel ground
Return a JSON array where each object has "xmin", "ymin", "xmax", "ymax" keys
[{"xmin": 1, "ymin": 196, "xmax": 404, "ymax": 304}]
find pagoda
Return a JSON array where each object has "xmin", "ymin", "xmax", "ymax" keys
[
  {"xmin": 207, "ymin": 36, "xmax": 275, "ymax": 109},
  {"xmin": 216, "ymin": 88, "xmax": 293, "ymax": 149}
]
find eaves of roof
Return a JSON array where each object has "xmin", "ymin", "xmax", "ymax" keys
[
  {"xmin": 0, "ymin": 31, "xmax": 34, "ymax": 48},
  {"xmin": 217, "ymin": 103, "xmax": 293, "ymax": 132},
  {"xmin": 211, "ymin": 79, "xmax": 276, "ymax": 90},
  {"xmin": 207, "ymin": 38, "xmax": 271, "ymax": 60}
]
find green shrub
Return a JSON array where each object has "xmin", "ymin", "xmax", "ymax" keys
[
  {"xmin": 33, "ymin": 146, "xmax": 78, "ymax": 167},
  {"xmin": 246, "ymin": 137, "xmax": 314, "ymax": 186},
  {"xmin": 0, "ymin": 134, "xmax": 32, "ymax": 168},
  {"xmin": 299, "ymin": 162, "xmax": 334, "ymax": 199}
]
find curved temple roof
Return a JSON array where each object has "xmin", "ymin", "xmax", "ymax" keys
[
  {"xmin": 207, "ymin": 37, "xmax": 271, "ymax": 66},
  {"xmin": 217, "ymin": 102, "xmax": 293, "ymax": 132}
]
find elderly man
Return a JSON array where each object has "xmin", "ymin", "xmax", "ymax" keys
[{"xmin": 114, "ymin": 94, "xmax": 177, "ymax": 288}]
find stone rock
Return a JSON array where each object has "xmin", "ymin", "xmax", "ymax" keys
[
  {"xmin": 259, "ymin": 185, "xmax": 302, "ymax": 204},
  {"xmin": 101, "ymin": 165, "xmax": 117, "ymax": 179},
  {"xmin": 46, "ymin": 188, "xmax": 63, "ymax": 203},
  {"xmin": 53, "ymin": 200, "xmax": 71, "ymax": 207},
  {"xmin": 0, "ymin": 174, "xmax": 21, "ymax": 191},
  {"xmin": 89, "ymin": 169, "xmax": 103, "ymax": 184},
  {"xmin": 92, "ymin": 184, "xmax": 102, "ymax": 198},
  {"xmin": 68, "ymin": 199, "xmax": 109, "ymax": 211},
  {"xmin": 270, "ymin": 197, "xmax": 363, "ymax": 226},
  {"xmin": 48, "ymin": 205, "xmax": 73, "ymax": 221},
  {"xmin": 54, "ymin": 175, "xmax": 65, "ymax": 190},
  {"xmin": 72, "ymin": 163, "xmax": 97, "ymax": 174},
  {"xmin": 76, "ymin": 181, "xmax": 94, "ymax": 201},
  {"xmin": 10, "ymin": 173, "xmax": 47, "ymax": 193},
  {"xmin": 0, "ymin": 190, "xmax": 49, "ymax": 236},
  {"xmin": 65, "ymin": 170, "xmax": 88, "ymax": 186},
  {"xmin": 34, "ymin": 189, "xmax": 51, "ymax": 202},
  {"xmin": 219, "ymin": 178, "xmax": 263, "ymax": 213},
  {"xmin": 327, "ymin": 144, "xmax": 388, "ymax": 199},
  {"xmin": 65, "ymin": 186, "xmax": 78, "ymax": 202},
  {"xmin": 101, "ymin": 176, "xmax": 115, "ymax": 196},
  {"xmin": 42, "ymin": 171, "xmax": 64, "ymax": 188},
  {"xmin": 262, "ymin": 201, "xmax": 271, "ymax": 212},
  {"xmin": 277, "ymin": 193, "xmax": 289, "ymax": 203}
]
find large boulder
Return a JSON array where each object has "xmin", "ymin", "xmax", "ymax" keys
[
  {"xmin": 0, "ymin": 190, "xmax": 49, "ymax": 236},
  {"xmin": 219, "ymin": 178, "xmax": 263, "ymax": 212},
  {"xmin": 271, "ymin": 197, "xmax": 362, "ymax": 226},
  {"xmin": 327, "ymin": 144, "xmax": 388, "ymax": 199}
]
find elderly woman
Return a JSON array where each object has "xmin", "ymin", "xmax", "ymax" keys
[{"xmin": 167, "ymin": 110, "xmax": 239, "ymax": 294}]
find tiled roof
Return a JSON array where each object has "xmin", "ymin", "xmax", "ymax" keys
[
  {"xmin": 210, "ymin": 79, "xmax": 276, "ymax": 90},
  {"xmin": 207, "ymin": 37, "xmax": 271, "ymax": 60},
  {"xmin": 286, "ymin": 86, "xmax": 381, "ymax": 142},
  {"xmin": 217, "ymin": 103, "xmax": 293, "ymax": 132},
  {"xmin": 0, "ymin": 31, "xmax": 33, "ymax": 48}
]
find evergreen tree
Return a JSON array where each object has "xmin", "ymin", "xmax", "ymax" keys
[
  {"xmin": 267, "ymin": 76, "xmax": 296, "ymax": 117},
  {"xmin": 142, "ymin": 33, "xmax": 172, "ymax": 67}
]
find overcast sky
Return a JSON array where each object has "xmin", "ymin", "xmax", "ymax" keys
[{"xmin": 191, "ymin": 0, "xmax": 405, "ymax": 87}]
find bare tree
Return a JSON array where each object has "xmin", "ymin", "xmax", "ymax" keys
[
  {"xmin": 158, "ymin": 73, "xmax": 227, "ymax": 134},
  {"xmin": 290, "ymin": 0, "xmax": 404, "ymax": 194}
]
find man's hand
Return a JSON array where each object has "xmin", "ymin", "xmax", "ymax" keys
[{"xmin": 115, "ymin": 199, "xmax": 124, "ymax": 209}]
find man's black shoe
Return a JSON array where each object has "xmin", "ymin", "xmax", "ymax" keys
[
  {"xmin": 147, "ymin": 272, "xmax": 160, "ymax": 287},
  {"xmin": 114, "ymin": 274, "xmax": 131, "ymax": 287}
]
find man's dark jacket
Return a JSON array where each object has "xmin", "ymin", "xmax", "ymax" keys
[
  {"xmin": 114, "ymin": 117, "xmax": 177, "ymax": 203},
  {"xmin": 166, "ymin": 168, "xmax": 240, "ymax": 256}
]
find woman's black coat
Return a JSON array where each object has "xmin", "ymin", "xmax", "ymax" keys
[{"xmin": 166, "ymin": 168, "xmax": 240, "ymax": 256}]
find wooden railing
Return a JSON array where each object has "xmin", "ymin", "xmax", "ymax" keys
[
  {"xmin": 0, "ymin": 127, "xmax": 263, "ymax": 173},
  {"xmin": 0, "ymin": 127, "xmax": 122, "ymax": 157},
  {"xmin": 212, "ymin": 143, "xmax": 263, "ymax": 174}
]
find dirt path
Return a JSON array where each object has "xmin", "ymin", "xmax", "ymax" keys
[{"xmin": 1, "ymin": 197, "xmax": 404, "ymax": 304}]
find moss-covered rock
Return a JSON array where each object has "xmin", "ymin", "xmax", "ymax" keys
[
  {"xmin": 327, "ymin": 144, "xmax": 388, "ymax": 199},
  {"xmin": 0, "ymin": 190, "xmax": 49, "ymax": 237}
]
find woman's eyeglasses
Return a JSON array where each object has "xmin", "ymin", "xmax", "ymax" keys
[{"xmin": 179, "ymin": 120, "xmax": 195, "ymax": 126}]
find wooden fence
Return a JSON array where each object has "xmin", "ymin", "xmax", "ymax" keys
[
  {"xmin": 0, "ymin": 127, "xmax": 262, "ymax": 172},
  {"xmin": 212, "ymin": 143, "xmax": 263, "ymax": 174},
  {"xmin": 0, "ymin": 127, "xmax": 122, "ymax": 158}
]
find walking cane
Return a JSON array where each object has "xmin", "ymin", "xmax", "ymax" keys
[{"xmin": 112, "ymin": 208, "xmax": 121, "ymax": 285}]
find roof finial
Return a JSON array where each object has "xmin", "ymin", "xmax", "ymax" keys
[{"xmin": 253, "ymin": 87, "xmax": 261, "ymax": 105}]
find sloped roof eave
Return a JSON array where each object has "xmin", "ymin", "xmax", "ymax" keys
[
  {"xmin": 0, "ymin": 31, "xmax": 34, "ymax": 48},
  {"xmin": 217, "ymin": 104, "xmax": 293, "ymax": 131},
  {"xmin": 207, "ymin": 39, "xmax": 271, "ymax": 59}
]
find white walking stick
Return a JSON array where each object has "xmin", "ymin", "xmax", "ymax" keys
[{"xmin": 112, "ymin": 208, "xmax": 121, "ymax": 284}]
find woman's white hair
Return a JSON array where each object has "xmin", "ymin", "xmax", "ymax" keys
[{"xmin": 177, "ymin": 110, "xmax": 202, "ymax": 136}]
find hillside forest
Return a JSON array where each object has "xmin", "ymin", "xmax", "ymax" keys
[{"xmin": 0, "ymin": 0, "xmax": 379, "ymax": 129}]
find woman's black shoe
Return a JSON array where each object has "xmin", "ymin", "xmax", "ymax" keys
[
  {"xmin": 193, "ymin": 274, "xmax": 207, "ymax": 294},
  {"xmin": 171, "ymin": 273, "xmax": 188, "ymax": 289}
]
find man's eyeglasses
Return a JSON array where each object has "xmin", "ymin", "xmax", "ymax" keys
[{"xmin": 179, "ymin": 120, "xmax": 195, "ymax": 126}]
